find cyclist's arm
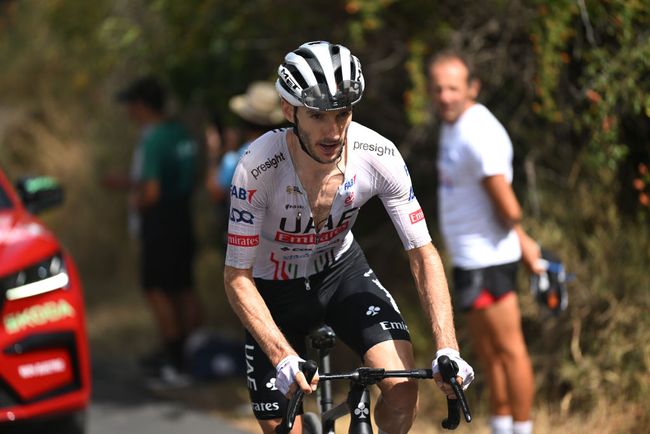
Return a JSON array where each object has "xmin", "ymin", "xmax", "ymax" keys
[
  {"xmin": 223, "ymin": 265, "xmax": 299, "ymax": 366},
  {"xmin": 407, "ymin": 242, "xmax": 459, "ymax": 351}
]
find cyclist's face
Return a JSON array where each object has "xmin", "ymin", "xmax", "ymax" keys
[
  {"xmin": 294, "ymin": 106, "xmax": 352, "ymax": 164},
  {"xmin": 429, "ymin": 58, "xmax": 479, "ymax": 124}
]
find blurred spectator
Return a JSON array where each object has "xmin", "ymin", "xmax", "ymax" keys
[
  {"xmin": 113, "ymin": 76, "xmax": 203, "ymax": 385},
  {"xmin": 204, "ymin": 81, "xmax": 285, "ymax": 248},
  {"xmin": 203, "ymin": 114, "xmax": 240, "ymax": 248},
  {"xmin": 428, "ymin": 51, "xmax": 541, "ymax": 434}
]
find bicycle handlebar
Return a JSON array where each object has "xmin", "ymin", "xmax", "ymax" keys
[
  {"xmin": 438, "ymin": 355, "xmax": 472, "ymax": 429},
  {"xmin": 276, "ymin": 357, "xmax": 471, "ymax": 433}
]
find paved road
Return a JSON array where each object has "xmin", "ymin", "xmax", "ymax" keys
[{"xmin": 89, "ymin": 359, "xmax": 251, "ymax": 434}]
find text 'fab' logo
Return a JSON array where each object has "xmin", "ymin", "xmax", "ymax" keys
[{"xmin": 231, "ymin": 186, "xmax": 257, "ymax": 203}]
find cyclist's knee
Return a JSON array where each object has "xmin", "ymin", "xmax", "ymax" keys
[{"xmin": 380, "ymin": 377, "xmax": 419, "ymax": 413}]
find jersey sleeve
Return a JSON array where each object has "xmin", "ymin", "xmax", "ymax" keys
[
  {"xmin": 467, "ymin": 117, "xmax": 513, "ymax": 178},
  {"xmin": 376, "ymin": 148, "xmax": 432, "ymax": 251},
  {"xmin": 224, "ymin": 157, "xmax": 266, "ymax": 269}
]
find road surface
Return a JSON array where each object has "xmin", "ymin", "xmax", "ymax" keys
[{"xmin": 88, "ymin": 359, "xmax": 252, "ymax": 434}]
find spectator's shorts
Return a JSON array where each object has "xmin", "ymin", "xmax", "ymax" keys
[
  {"xmin": 140, "ymin": 231, "xmax": 195, "ymax": 293},
  {"xmin": 452, "ymin": 261, "xmax": 519, "ymax": 312},
  {"xmin": 244, "ymin": 241, "xmax": 410, "ymax": 420}
]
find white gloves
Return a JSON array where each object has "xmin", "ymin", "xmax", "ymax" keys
[
  {"xmin": 275, "ymin": 355, "xmax": 306, "ymax": 396},
  {"xmin": 431, "ymin": 348, "xmax": 474, "ymax": 390}
]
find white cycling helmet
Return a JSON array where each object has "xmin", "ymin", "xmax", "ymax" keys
[{"xmin": 276, "ymin": 41, "xmax": 365, "ymax": 111}]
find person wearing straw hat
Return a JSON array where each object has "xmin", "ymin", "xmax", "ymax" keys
[{"xmin": 206, "ymin": 81, "xmax": 285, "ymax": 210}]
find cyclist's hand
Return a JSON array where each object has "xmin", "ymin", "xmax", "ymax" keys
[
  {"xmin": 275, "ymin": 355, "xmax": 319, "ymax": 398},
  {"xmin": 431, "ymin": 348, "xmax": 474, "ymax": 397}
]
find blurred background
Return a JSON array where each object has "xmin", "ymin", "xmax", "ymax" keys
[{"xmin": 0, "ymin": 0, "xmax": 648, "ymax": 432}]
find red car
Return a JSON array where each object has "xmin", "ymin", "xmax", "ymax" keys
[{"xmin": 0, "ymin": 168, "xmax": 91, "ymax": 433}]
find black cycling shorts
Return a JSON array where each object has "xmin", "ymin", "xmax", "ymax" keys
[
  {"xmin": 452, "ymin": 261, "xmax": 519, "ymax": 312},
  {"xmin": 245, "ymin": 241, "xmax": 411, "ymax": 420}
]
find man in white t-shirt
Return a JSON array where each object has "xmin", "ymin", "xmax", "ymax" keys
[{"xmin": 429, "ymin": 51, "xmax": 541, "ymax": 434}]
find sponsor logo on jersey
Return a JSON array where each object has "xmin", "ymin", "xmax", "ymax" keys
[
  {"xmin": 252, "ymin": 401, "xmax": 281, "ymax": 412},
  {"xmin": 230, "ymin": 208, "xmax": 255, "ymax": 224},
  {"xmin": 251, "ymin": 152, "xmax": 286, "ymax": 179},
  {"xmin": 276, "ymin": 222, "xmax": 350, "ymax": 245},
  {"xmin": 379, "ymin": 321, "xmax": 409, "ymax": 331},
  {"xmin": 286, "ymin": 185, "xmax": 303, "ymax": 195},
  {"xmin": 408, "ymin": 186, "xmax": 415, "ymax": 201},
  {"xmin": 228, "ymin": 233, "xmax": 260, "ymax": 247},
  {"xmin": 275, "ymin": 208, "xmax": 358, "ymax": 244},
  {"xmin": 285, "ymin": 204, "xmax": 304, "ymax": 210},
  {"xmin": 344, "ymin": 175, "xmax": 357, "ymax": 190},
  {"xmin": 409, "ymin": 208, "xmax": 424, "ymax": 224},
  {"xmin": 231, "ymin": 186, "xmax": 257, "ymax": 203},
  {"xmin": 344, "ymin": 192, "xmax": 355, "ymax": 206},
  {"xmin": 352, "ymin": 141, "xmax": 395, "ymax": 157},
  {"xmin": 282, "ymin": 253, "xmax": 311, "ymax": 260},
  {"xmin": 280, "ymin": 246, "xmax": 313, "ymax": 252}
]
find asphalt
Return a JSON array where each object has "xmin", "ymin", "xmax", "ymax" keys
[{"xmin": 88, "ymin": 358, "xmax": 252, "ymax": 434}]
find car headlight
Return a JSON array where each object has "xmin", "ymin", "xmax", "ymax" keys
[{"xmin": 2, "ymin": 253, "xmax": 70, "ymax": 301}]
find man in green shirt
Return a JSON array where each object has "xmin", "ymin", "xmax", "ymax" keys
[{"xmin": 117, "ymin": 76, "xmax": 203, "ymax": 384}]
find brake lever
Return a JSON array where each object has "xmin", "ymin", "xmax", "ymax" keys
[
  {"xmin": 438, "ymin": 355, "xmax": 472, "ymax": 430},
  {"xmin": 276, "ymin": 360, "xmax": 318, "ymax": 434}
]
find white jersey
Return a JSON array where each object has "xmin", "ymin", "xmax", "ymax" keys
[
  {"xmin": 437, "ymin": 104, "xmax": 521, "ymax": 268},
  {"xmin": 225, "ymin": 122, "xmax": 431, "ymax": 279}
]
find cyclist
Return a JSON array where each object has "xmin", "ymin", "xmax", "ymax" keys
[{"xmin": 224, "ymin": 41, "xmax": 474, "ymax": 434}]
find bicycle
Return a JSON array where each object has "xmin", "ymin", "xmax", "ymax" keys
[{"xmin": 276, "ymin": 325, "xmax": 472, "ymax": 434}]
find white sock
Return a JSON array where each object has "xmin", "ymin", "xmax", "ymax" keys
[
  {"xmin": 490, "ymin": 415, "xmax": 513, "ymax": 434},
  {"xmin": 513, "ymin": 420, "xmax": 533, "ymax": 434}
]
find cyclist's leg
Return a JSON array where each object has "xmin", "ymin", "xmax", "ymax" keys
[
  {"xmin": 244, "ymin": 330, "xmax": 308, "ymax": 434},
  {"xmin": 324, "ymin": 257, "xmax": 416, "ymax": 434},
  {"xmin": 246, "ymin": 275, "xmax": 325, "ymax": 434},
  {"xmin": 364, "ymin": 340, "xmax": 418, "ymax": 434},
  {"xmin": 469, "ymin": 293, "xmax": 534, "ymax": 422}
]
